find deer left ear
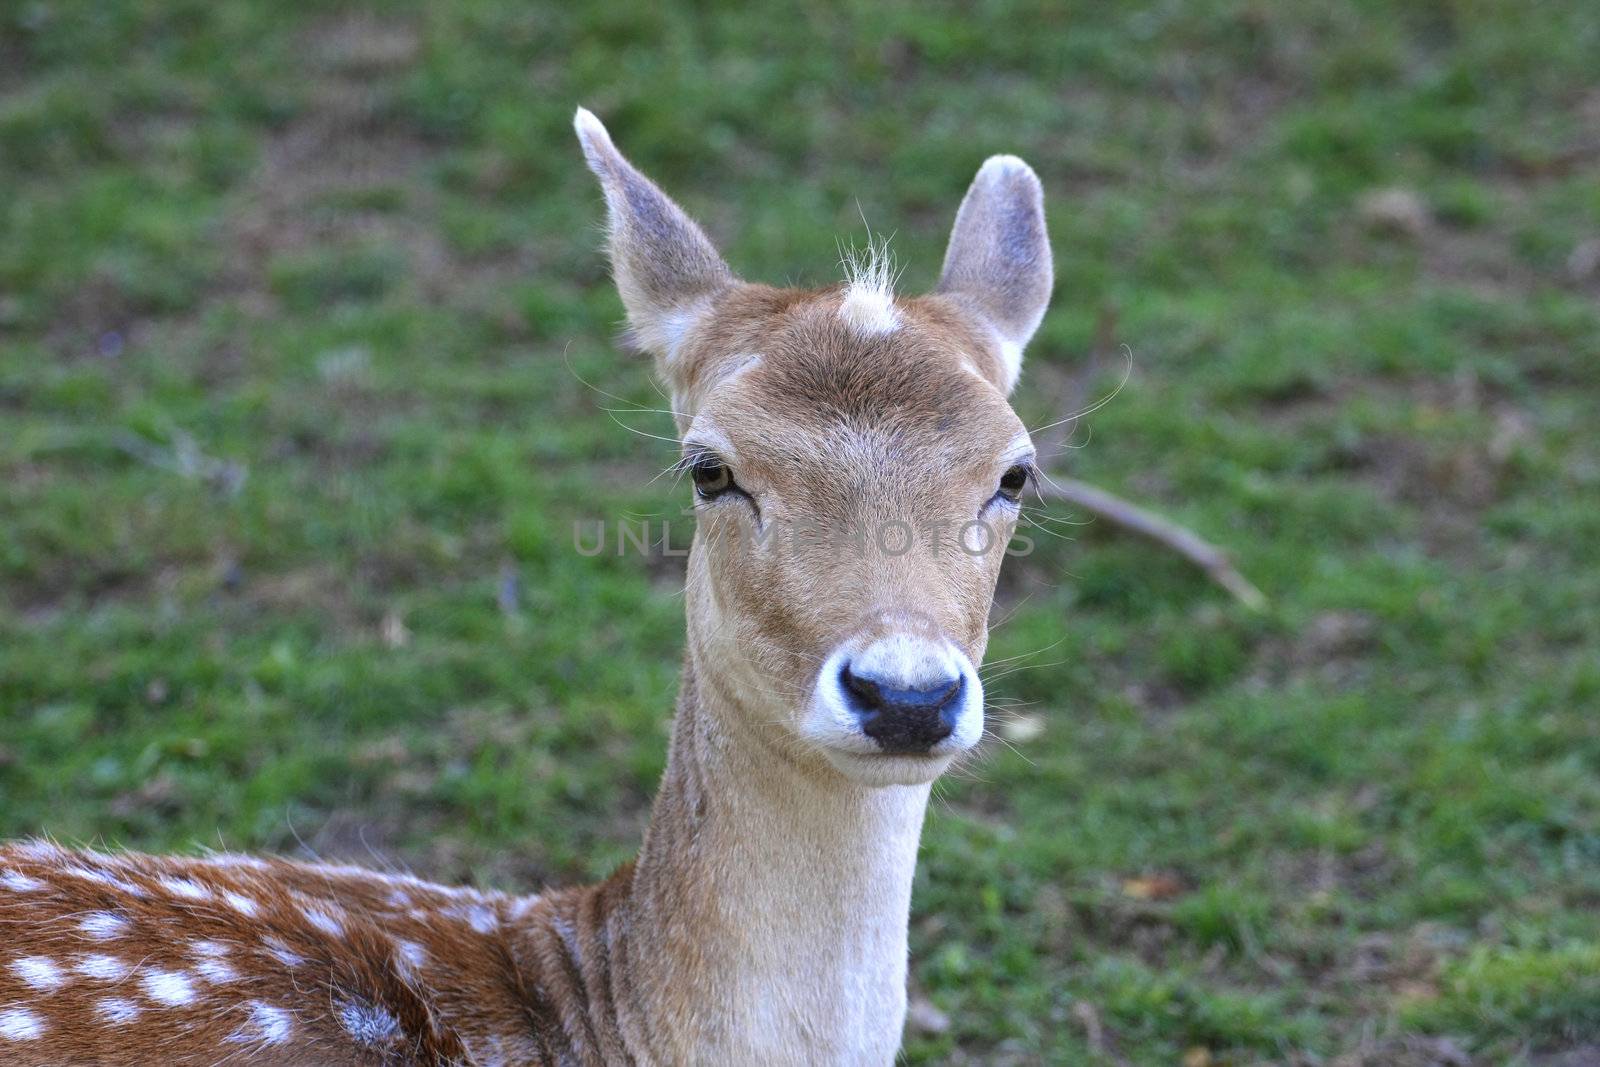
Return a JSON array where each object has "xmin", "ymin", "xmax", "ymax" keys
[
  {"xmin": 574, "ymin": 108, "xmax": 735, "ymax": 366},
  {"xmin": 933, "ymin": 155, "xmax": 1053, "ymax": 393}
]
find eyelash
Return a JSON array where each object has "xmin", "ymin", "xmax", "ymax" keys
[
  {"xmin": 985, "ymin": 461, "xmax": 1036, "ymax": 511},
  {"xmin": 681, "ymin": 451, "xmax": 751, "ymax": 505}
]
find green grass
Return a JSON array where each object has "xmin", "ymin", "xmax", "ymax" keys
[{"xmin": 3, "ymin": 1, "xmax": 1599, "ymax": 1062}]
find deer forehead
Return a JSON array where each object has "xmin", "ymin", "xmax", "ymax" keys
[
  {"xmin": 684, "ymin": 295, "xmax": 1026, "ymax": 481},
  {"xmin": 674, "ymin": 287, "xmax": 1013, "ymax": 411}
]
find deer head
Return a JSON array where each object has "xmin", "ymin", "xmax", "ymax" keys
[{"xmin": 576, "ymin": 108, "xmax": 1052, "ymax": 789}]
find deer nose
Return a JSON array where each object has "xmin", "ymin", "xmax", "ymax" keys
[{"xmin": 839, "ymin": 664, "xmax": 963, "ymax": 753}]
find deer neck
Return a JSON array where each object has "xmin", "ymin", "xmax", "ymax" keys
[{"xmin": 617, "ymin": 651, "xmax": 930, "ymax": 1065}]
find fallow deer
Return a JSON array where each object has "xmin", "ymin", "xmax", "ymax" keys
[{"xmin": 0, "ymin": 107, "xmax": 1053, "ymax": 1065}]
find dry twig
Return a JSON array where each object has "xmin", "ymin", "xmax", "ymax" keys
[{"xmin": 1037, "ymin": 475, "xmax": 1268, "ymax": 612}]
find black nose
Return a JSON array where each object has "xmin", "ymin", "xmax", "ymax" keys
[{"xmin": 839, "ymin": 664, "xmax": 963, "ymax": 754}]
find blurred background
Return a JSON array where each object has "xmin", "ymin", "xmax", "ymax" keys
[{"xmin": 2, "ymin": 2, "xmax": 1598, "ymax": 1063}]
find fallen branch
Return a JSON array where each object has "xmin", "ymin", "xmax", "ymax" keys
[{"xmin": 1037, "ymin": 475, "xmax": 1268, "ymax": 612}]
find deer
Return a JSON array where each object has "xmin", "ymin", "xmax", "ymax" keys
[{"xmin": 0, "ymin": 107, "xmax": 1053, "ymax": 1066}]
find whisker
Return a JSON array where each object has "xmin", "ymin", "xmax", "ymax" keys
[
  {"xmin": 981, "ymin": 633, "xmax": 1072, "ymax": 671},
  {"xmin": 561, "ymin": 341, "xmax": 691, "ymax": 422},
  {"xmin": 1024, "ymin": 345, "xmax": 1133, "ymax": 438},
  {"xmin": 603, "ymin": 410, "xmax": 682, "ymax": 445}
]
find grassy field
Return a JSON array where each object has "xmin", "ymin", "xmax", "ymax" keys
[{"xmin": 3, "ymin": 2, "xmax": 1599, "ymax": 1063}]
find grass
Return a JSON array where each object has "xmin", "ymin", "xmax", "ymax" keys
[{"xmin": 3, "ymin": 1, "xmax": 1599, "ymax": 1063}]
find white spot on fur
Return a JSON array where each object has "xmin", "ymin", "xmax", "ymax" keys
[
  {"xmin": 14, "ymin": 840, "xmax": 64, "ymax": 863},
  {"xmin": 191, "ymin": 940, "xmax": 229, "ymax": 957},
  {"xmin": 223, "ymin": 890, "xmax": 259, "ymax": 917},
  {"xmin": 445, "ymin": 903, "xmax": 498, "ymax": 934},
  {"xmin": 228, "ymin": 1001, "xmax": 293, "ymax": 1046},
  {"xmin": 508, "ymin": 894, "xmax": 542, "ymax": 920},
  {"xmin": 12, "ymin": 956, "xmax": 65, "ymax": 991},
  {"xmin": 0, "ymin": 1007, "xmax": 44, "ymax": 1040},
  {"xmin": 141, "ymin": 968, "xmax": 197, "ymax": 1007},
  {"xmin": 263, "ymin": 939, "xmax": 305, "ymax": 968},
  {"xmin": 75, "ymin": 954, "xmax": 130, "ymax": 981},
  {"xmin": 157, "ymin": 876, "xmax": 210, "ymax": 900},
  {"xmin": 79, "ymin": 849, "xmax": 127, "ymax": 870},
  {"xmin": 299, "ymin": 902, "xmax": 345, "ymax": 938},
  {"xmin": 63, "ymin": 865, "xmax": 143, "ymax": 895},
  {"xmin": 393, "ymin": 939, "xmax": 426, "ymax": 974},
  {"xmin": 79, "ymin": 911, "xmax": 129, "ymax": 940},
  {"xmin": 839, "ymin": 238, "xmax": 900, "ymax": 334},
  {"xmin": 0, "ymin": 870, "xmax": 44, "ymax": 893},
  {"xmin": 384, "ymin": 888, "xmax": 411, "ymax": 909},
  {"xmin": 196, "ymin": 957, "xmax": 239, "ymax": 984},
  {"xmin": 339, "ymin": 1000, "xmax": 401, "ymax": 1046},
  {"xmin": 96, "ymin": 997, "xmax": 140, "ymax": 1024}
]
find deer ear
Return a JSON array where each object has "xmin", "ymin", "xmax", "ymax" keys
[
  {"xmin": 934, "ymin": 155, "xmax": 1053, "ymax": 393},
  {"xmin": 574, "ymin": 108, "xmax": 735, "ymax": 365}
]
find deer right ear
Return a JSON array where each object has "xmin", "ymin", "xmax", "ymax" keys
[
  {"xmin": 574, "ymin": 108, "xmax": 735, "ymax": 368},
  {"xmin": 934, "ymin": 155, "xmax": 1053, "ymax": 394}
]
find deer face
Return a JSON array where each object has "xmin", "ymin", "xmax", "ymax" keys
[{"xmin": 577, "ymin": 110, "xmax": 1052, "ymax": 786}]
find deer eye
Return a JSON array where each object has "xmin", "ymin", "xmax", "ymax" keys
[
  {"xmin": 691, "ymin": 457, "xmax": 734, "ymax": 498},
  {"xmin": 996, "ymin": 464, "xmax": 1030, "ymax": 502}
]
